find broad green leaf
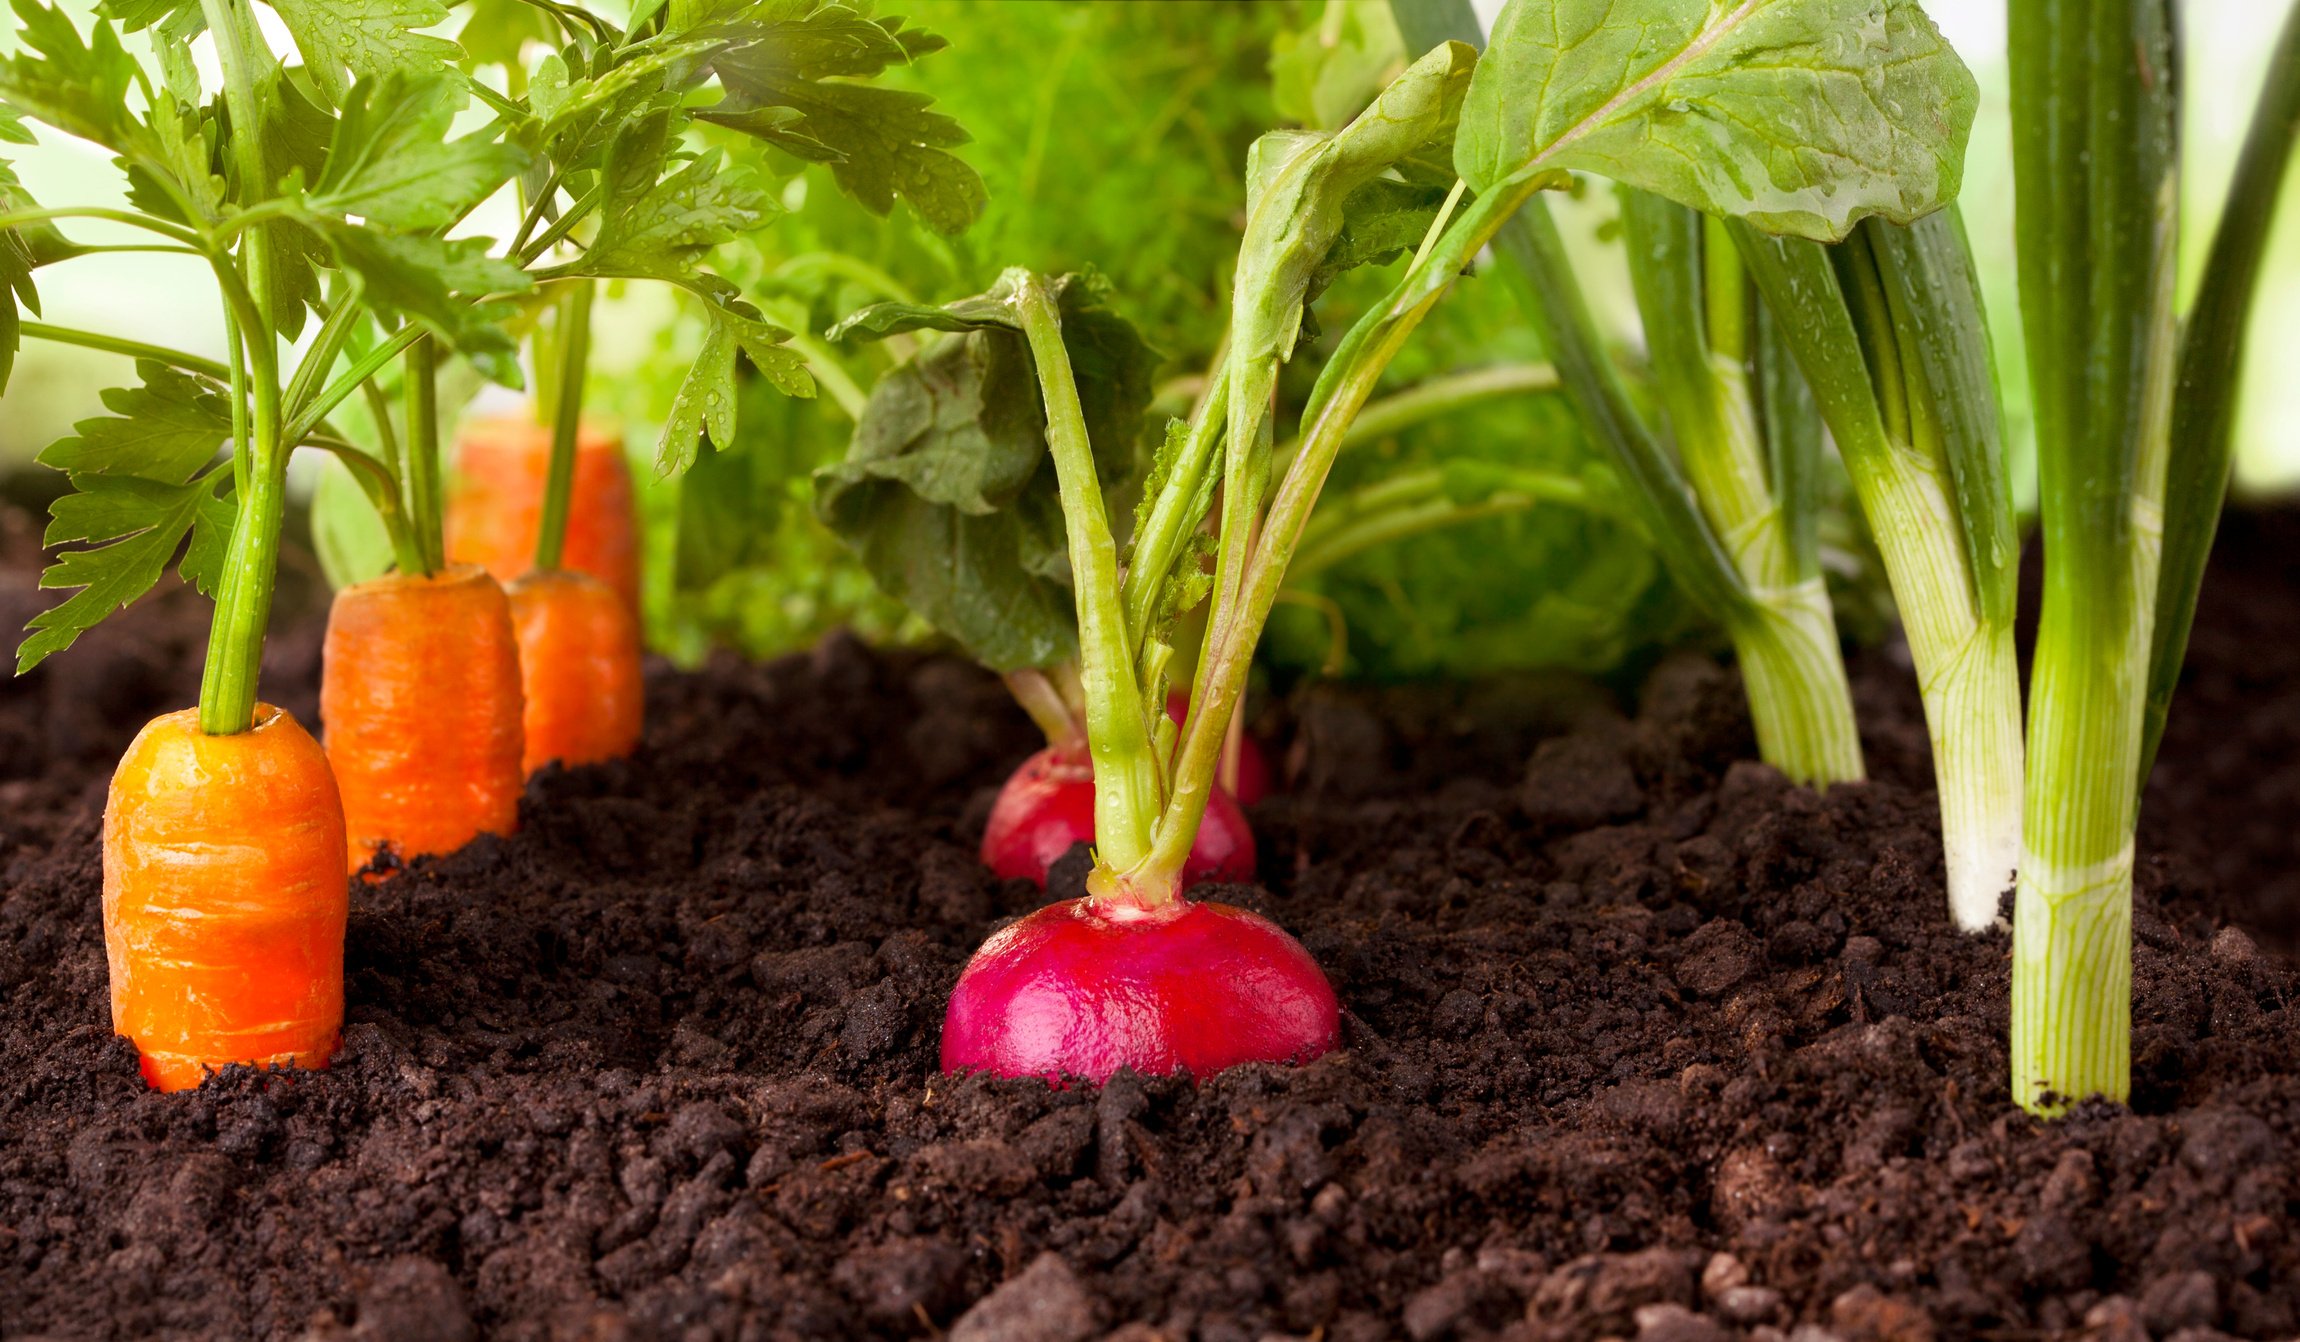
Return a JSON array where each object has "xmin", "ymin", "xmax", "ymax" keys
[
  {"xmin": 1270, "ymin": 0, "xmax": 1407, "ymax": 131},
  {"xmin": 1457, "ymin": 0, "xmax": 1976, "ymax": 242},
  {"xmin": 308, "ymin": 71, "xmax": 527, "ymax": 231},
  {"xmin": 268, "ymin": 0, "xmax": 462, "ymax": 108},
  {"xmin": 37, "ymin": 361, "xmax": 234, "ymax": 484},
  {"xmin": 18, "ymin": 470, "xmax": 232, "ymax": 672},
  {"xmin": 816, "ymin": 271, "xmax": 1156, "ymax": 672},
  {"xmin": 1232, "ymin": 41, "xmax": 1474, "ymax": 388}
]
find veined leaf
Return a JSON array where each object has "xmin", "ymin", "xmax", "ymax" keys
[
  {"xmin": 0, "ymin": 0, "xmax": 143, "ymax": 154},
  {"xmin": 18, "ymin": 469, "xmax": 234, "ymax": 673},
  {"xmin": 816, "ymin": 271, "xmax": 1156, "ymax": 672},
  {"xmin": 586, "ymin": 149, "xmax": 776, "ymax": 280},
  {"xmin": 1270, "ymin": 0, "xmax": 1407, "ymax": 132},
  {"xmin": 1457, "ymin": 0, "xmax": 1976, "ymax": 242},
  {"xmin": 308, "ymin": 71, "xmax": 527, "ymax": 231},
  {"xmin": 312, "ymin": 225, "xmax": 531, "ymax": 384},
  {"xmin": 267, "ymin": 0, "xmax": 462, "ymax": 108},
  {"xmin": 700, "ymin": 4, "xmax": 984, "ymax": 235},
  {"xmin": 37, "ymin": 360, "xmax": 235, "ymax": 484},
  {"xmin": 656, "ymin": 309, "xmax": 813, "ymax": 477},
  {"xmin": 657, "ymin": 313, "xmax": 735, "ymax": 477}
]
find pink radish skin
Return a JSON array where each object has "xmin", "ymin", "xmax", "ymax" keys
[
  {"xmin": 980, "ymin": 747, "xmax": 1254, "ymax": 887},
  {"xmin": 941, "ymin": 896, "xmax": 1340, "ymax": 1082}
]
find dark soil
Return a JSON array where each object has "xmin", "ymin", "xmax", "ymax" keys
[{"xmin": 2, "ymin": 507, "xmax": 2297, "ymax": 1342}]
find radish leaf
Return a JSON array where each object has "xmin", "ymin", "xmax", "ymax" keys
[{"xmin": 1457, "ymin": 0, "xmax": 1975, "ymax": 242}]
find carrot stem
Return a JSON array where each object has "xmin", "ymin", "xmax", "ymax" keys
[
  {"xmin": 535, "ymin": 280, "xmax": 593, "ymax": 573},
  {"xmin": 405, "ymin": 336, "xmax": 444, "ymax": 574},
  {"xmin": 194, "ymin": 0, "xmax": 283, "ymax": 738}
]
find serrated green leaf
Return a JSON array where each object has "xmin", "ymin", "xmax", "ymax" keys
[
  {"xmin": 17, "ymin": 470, "xmax": 230, "ymax": 672},
  {"xmin": 729, "ymin": 319, "xmax": 814, "ymax": 399},
  {"xmin": 268, "ymin": 0, "xmax": 462, "ymax": 108},
  {"xmin": 0, "ymin": 105, "xmax": 35, "ymax": 145},
  {"xmin": 312, "ymin": 224, "xmax": 531, "ymax": 384},
  {"xmin": 0, "ymin": 156, "xmax": 71, "ymax": 393},
  {"xmin": 656, "ymin": 313, "xmax": 736, "ymax": 477},
  {"xmin": 586, "ymin": 149, "xmax": 774, "ymax": 279},
  {"xmin": 92, "ymin": 0, "xmax": 192, "ymax": 31},
  {"xmin": 1457, "ymin": 0, "xmax": 1976, "ymax": 242},
  {"xmin": 699, "ymin": 4, "xmax": 983, "ymax": 235},
  {"xmin": 309, "ymin": 71, "xmax": 527, "ymax": 231},
  {"xmin": 0, "ymin": 0, "xmax": 143, "ymax": 154},
  {"xmin": 37, "ymin": 361, "xmax": 234, "ymax": 483}
]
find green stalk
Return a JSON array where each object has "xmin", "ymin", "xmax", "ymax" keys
[
  {"xmin": 2142, "ymin": 3, "xmax": 2300, "ymax": 780},
  {"xmin": 1144, "ymin": 172, "xmax": 1550, "ymax": 887},
  {"xmin": 19, "ymin": 322, "xmax": 232, "ymax": 380},
  {"xmin": 1287, "ymin": 465, "xmax": 1595, "ymax": 578},
  {"xmin": 1733, "ymin": 214, "xmax": 2025, "ymax": 934},
  {"xmin": 1269, "ymin": 361, "xmax": 1559, "ymax": 475},
  {"xmin": 194, "ymin": 0, "xmax": 283, "ymax": 737},
  {"xmin": 1009, "ymin": 272, "xmax": 1164, "ymax": 895},
  {"xmin": 1121, "ymin": 362, "xmax": 1231, "ymax": 648},
  {"xmin": 534, "ymin": 280, "xmax": 594, "ymax": 572},
  {"xmin": 1622, "ymin": 190, "xmax": 1862, "ymax": 787},
  {"xmin": 2008, "ymin": 0, "xmax": 2179, "ymax": 1114},
  {"xmin": 405, "ymin": 336, "xmax": 445, "ymax": 575}
]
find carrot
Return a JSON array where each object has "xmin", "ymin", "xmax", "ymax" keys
[
  {"xmin": 322, "ymin": 564, "xmax": 525, "ymax": 871},
  {"xmin": 445, "ymin": 416, "xmax": 640, "ymax": 611},
  {"xmin": 104, "ymin": 705, "xmax": 348, "ymax": 1091},
  {"xmin": 509, "ymin": 569, "xmax": 644, "ymax": 774}
]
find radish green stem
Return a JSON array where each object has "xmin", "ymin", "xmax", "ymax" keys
[
  {"xmin": 1146, "ymin": 171, "xmax": 1549, "ymax": 888},
  {"xmin": 1270, "ymin": 361, "xmax": 1560, "ymax": 475},
  {"xmin": 535, "ymin": 280, "xmax": 594, "ymax": 572},
  {"xmin": 1010, "ymin": 271, "xmax": 1164, "ymax": 896},
  {"xmin": 193, "ymin": 0, "xmax": 284, "ymax": 738},
  {"xmin": 1121, "ymin": 362, "xmax": 1231, "ymax": 647}
]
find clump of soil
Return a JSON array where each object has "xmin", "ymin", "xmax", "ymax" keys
[{"xmin": 1, "ymin": 511, "xmax": 2295, "ymax": 1342}]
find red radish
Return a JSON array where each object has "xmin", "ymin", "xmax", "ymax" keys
[
  {"xmin": 981, "ymin": 746, "xmax": 1255, "ymax": 887},
  {"xmin": 1165, "ymin": 690, "xmax": 1272, "ymax": 805},
  {"xmin": 942, "ymin": 896, "xmax": 1339, "ymax": 1081}
]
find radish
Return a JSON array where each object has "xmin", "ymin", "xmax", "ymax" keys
[
  {"xmin": 981, "ymin": 746, "xmax": 1255, "ymax": 887},
  {"xmin": 943, "ymin": 896, "xmax": 1337, "ymax": 1082}
]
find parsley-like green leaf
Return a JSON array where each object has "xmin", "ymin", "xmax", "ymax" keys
[
  {"xmin": 310, "ymin": 225, "xmax": 531, "ymax": 384},
  {"xmin": 656, "ymin": 312, "xmax": 736, "ymax": 477},
  {"xmin": 0, "ymin": 0, "xmax": 143, "ymax": 154},
  {"xmin": 267, "ymin": 0, "xmax": 462, "ymax": 109},
  {"xmin": 18, "ymin": 472, "xmax": 234, "ymax": 672},
  {"xmin": 17, "ymin": 361, "xmax": 239, "ymax": 672},
  {"xmin": 699, "ymin": 4, "xmax": 984, "ymax": 235},
  {"xmin": 586, "ymin": 149, "xmax": 774, "ymax": 280},
  {"xmin": 37, "ymin": 360, "xmax": 235, "ymax": 484},
  {"xmin": 308, "ymin": 71, "xmax": 528, "ymax": 231}
]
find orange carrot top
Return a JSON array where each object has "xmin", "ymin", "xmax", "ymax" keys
[
  {"xmin": 510, "ymin": 568, "xmax": 644, "ymax": 774},
  {"xmin": 322, "ymin": 564, "xmax": 525, "ymax": 871},
  {"xmin": 446, "ymin": 417, "xmax": 639, "ymax": 611},
  {"xmin": 105, "ymin": 704, "xmax": 348, "ymax": 1091}
]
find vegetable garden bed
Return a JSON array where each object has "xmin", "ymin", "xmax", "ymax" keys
[{"xmin": 3, "ymin": 508, "xmax": 2295, "ymax": 1342}]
